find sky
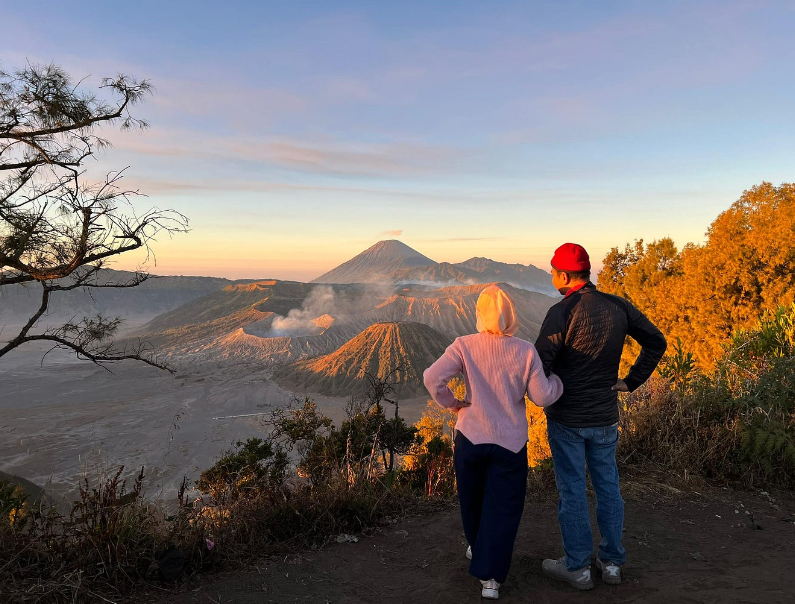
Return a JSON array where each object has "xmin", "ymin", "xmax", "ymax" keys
[{"xmin": 3, "ymin": 0, "xmax": 795, "ymax": 280}]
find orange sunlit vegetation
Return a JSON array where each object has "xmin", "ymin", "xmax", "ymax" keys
[{"xmin": 412, "ymin": 377, "xmax": 553, "ymax": 469}]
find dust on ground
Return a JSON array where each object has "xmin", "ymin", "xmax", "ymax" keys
[{"xmin": 141, "ymin": 480, "xmax": 795, "ymax": 604}]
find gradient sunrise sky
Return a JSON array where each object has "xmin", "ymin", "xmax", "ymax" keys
[{"xmin": 3, "ymin": 1, "xmax": 794, "ymax": 280}]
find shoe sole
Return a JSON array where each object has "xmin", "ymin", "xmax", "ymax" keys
[
  {"xmin": 595, "ymin": 559, "xmax": 622, "ymax": 585},
  {"xmin": 481, "ymin": 588, "xmax": 499, "ymax": 599},
  {"xmin": 542, "ymin": 567, "xmax": 594, "ymax": 591}
]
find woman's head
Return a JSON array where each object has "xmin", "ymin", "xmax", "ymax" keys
[{"xmin": 476, "ymin": 285, "xmax": 519, "ymax": 336}]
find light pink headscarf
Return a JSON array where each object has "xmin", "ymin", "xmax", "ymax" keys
[{"xmin": 475, "ymin": 284, "xmax": 519, "ymax": 336}]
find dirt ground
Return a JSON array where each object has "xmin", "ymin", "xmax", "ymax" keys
[{"xmin": 142, "ymin": 480, "xmax": 795, "ymax": 604}]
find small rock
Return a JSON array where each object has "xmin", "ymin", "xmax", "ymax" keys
[{"xmin": 336, "ymin": 533, "xmax": 359, "ymax": 543}]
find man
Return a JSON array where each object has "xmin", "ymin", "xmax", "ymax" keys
[{"xmin": 535, "ymin": 242, "xmax": 666, "ymax": 590}]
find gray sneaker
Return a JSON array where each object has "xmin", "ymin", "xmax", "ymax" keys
[
  {"xmin": 596, "ymin": 558, "xmax": 622, "ymax": 584},
  {"xmin": 480, "ymin": 579, "xmax": 500, "ymax": 599},
  {"xmin": 542, "ymin": 557, "xmax": 594, "ymax": 590}
]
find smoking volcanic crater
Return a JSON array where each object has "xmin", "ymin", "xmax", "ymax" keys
[
  {"xmin": 272, "ymin": 321, "xmax": 452, "ymax": 398},
  {"xmin": 119, "ymin": 241, "xmax": 557, "ymax": 377}
]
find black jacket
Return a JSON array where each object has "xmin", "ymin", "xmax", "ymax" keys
[{"xmin": 534, "ymin": 283, "xmax": 667, "ymax": 428}]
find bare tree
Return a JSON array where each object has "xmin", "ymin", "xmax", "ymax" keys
[{"xmin": 0, "ymin": 62, "xmax": 188, "ymax": 370}]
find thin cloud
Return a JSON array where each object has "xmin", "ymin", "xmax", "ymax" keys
[
  {"xmin": 111, "ymin": 128, "xmax": 467, "ymax": 178},
  {"xmin": 424, "ymin": 237, "xmax": 502, "ymax": 243},
  {"xmin": 381, "ymin": 229, "xmax": 403, "ymax": 237}
]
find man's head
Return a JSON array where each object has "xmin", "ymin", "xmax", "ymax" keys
[{"xmin": 550, "ymin": 243, "xmax": 591, "ymax": 294}]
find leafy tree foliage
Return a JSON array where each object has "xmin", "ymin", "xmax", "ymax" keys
[
  {"xmin": 600, "ymin": 182, "xmax": 795, "ymax": 366},
  {"xmin": 0, "ymin": 62, "xmax": 187, "ymax": 369},
  {"xmin": 197, "ymin": 438, "xmax": 289, "ymax": 503}
]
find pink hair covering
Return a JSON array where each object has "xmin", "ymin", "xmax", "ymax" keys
[{"xmin": 475, "ymin": 285, "xmax": 519, "ymax": 336}]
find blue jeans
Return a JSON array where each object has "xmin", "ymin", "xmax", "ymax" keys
[{"xmin": 547, "ymin": 419, "xmax": 626, "ymax": 570}]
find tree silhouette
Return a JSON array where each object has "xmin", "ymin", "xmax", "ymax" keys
[{"xmin": 0, "ymin": 62, "xmax": 188, "ymax": 370}]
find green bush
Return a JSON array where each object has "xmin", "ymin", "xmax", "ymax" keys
[{"xmin": 197, "ymin": 438, "xmax": 288, "ymax": 503}]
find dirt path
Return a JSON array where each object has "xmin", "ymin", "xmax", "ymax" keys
[{"xmin": 146, "ymin": 481, "xmax": 795, "ymax": 604}]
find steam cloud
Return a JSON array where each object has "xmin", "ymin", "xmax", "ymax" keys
[{"xmin": 269, "ymin": 286, "xmax": 337, "ymax": 337}]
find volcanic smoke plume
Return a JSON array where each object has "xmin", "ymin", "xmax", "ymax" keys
[{"xmin": 268, "ymin": 286, "xmax": 336, "ymax": 337}]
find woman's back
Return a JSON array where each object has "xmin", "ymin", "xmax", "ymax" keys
[{"xmin": 423, "ymin": 286, "xmax": 562, "ymax": 453}]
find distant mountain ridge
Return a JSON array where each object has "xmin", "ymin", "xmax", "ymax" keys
[
  {"xmin": 312, "ymin": 240, "xmax": 556, "ymax": 295},
  {"xmin": 0, "ymin": 269, "xmax": 231, "ymax": 325}
]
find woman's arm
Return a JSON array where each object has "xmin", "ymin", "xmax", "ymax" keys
[
  {"xmin": 423, "ymin": 342, "xmax": 467, "ymax": 409},
  {"xmin": 526, "ymin": 351, "xmax": 564, "ymax": 407}
]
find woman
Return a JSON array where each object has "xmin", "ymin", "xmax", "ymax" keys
[{"xmin": 423, "ymin": 284, "xmax": 563, "ymax": 600}]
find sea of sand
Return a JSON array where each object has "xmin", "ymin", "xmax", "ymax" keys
[{"xmin": 0, "ymin": 328, "xmax": 429, "ymax": 509}]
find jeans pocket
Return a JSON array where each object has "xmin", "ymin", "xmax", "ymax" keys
[
  {"xmin": 549, "ymin": 420, "xmax": 581, "ymax": 442},
  {"xmin": 601, "ymin": 423, "xmax": 619, "ymax": 444}
]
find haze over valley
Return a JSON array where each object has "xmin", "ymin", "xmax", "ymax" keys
[{"xmin": 1, "ymin": 240, "xmax": 557, "ymax": 504}]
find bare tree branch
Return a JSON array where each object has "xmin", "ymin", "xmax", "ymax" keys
[{"xmin": 0, "ymin": 61, "xmax": 185, "ymax": 372}]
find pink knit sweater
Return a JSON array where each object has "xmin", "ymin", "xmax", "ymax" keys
[{"xmin": 423, "ymin": 333, "xmax": 563, "ymax": 453}]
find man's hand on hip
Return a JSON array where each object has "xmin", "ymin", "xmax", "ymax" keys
[{"xmin": 612, "ymin": 379, "xmax": 629, "ymax": 392}]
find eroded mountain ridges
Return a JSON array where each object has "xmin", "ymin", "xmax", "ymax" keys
[{"xmin": 122, "ymin": 280, "xmax": 555, "ymax": 396}]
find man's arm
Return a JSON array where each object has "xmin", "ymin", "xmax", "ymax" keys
[
  {"xmin": 534, "ymin": 305, "xmax": 566, "ymax": 377},
  {"xmin": 622, "ymin": 303, "xmax": 667, "ymax": 392}
]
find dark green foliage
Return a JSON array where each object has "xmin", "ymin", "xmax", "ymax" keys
[
  {"xmin": 197, "ymin": 438, "xmax": 288, "ymax": 502},
  {"xmin": 0, "ymin": 479, "xmax": 27, "ymax": 526},
  {"xmin": 400, "ymin": 435, "xmax": 456, "ymax": 497},
  {"xmin": 657, "ymin": 337, "xmax": 696, "ymax": 389}
]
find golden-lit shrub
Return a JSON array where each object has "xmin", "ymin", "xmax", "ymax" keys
[{"xmin": 525, "ymin": 398, "xmax": 552, "ymax": 468}]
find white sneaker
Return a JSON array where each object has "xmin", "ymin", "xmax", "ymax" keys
[
  {"xmin": 480, "ymin": 579, "xmax": 500, "ymax": 599},
  {"xmin": 466, "ymin": 545, "xmax": 472, "ymax": 560}
]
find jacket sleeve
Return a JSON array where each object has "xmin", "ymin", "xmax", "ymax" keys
[
  {"xmin": 534, "ymin": 304, "xmax": 566, "ymax": 377},
  {"xmin": 526, "ymin": 352, "xmax": 564, "ymax": 407},
  {"xmin": 423, "ymin": 341, "xmax": 464, "ymax": 409},
  {"xmin": 623, "ymin": 303, "xmax": 668, "ymax": 392}
]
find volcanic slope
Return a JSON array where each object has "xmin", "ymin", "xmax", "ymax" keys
[
  {"xmin": 312, "ymin": 240, "xmax": 435, "ymax": 284},
  {"xmin": 124, "ymin": 281, "xmax": 555, "ymax": 367},
  {"xmin": 122, "ymin": 280, "xmax": 353, "ymax": 363},
  {"xmin": 273, "ymin": 321, "xmax": 451, "ymax": 398},
  {"xmin": 454, "ymin": 257, "xmax": 557, "ymax": 295},
  {"xmin": 368, "ymin": 283, "xmax": 553, "ymax": 342}
]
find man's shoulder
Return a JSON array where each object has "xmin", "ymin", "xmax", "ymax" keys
[{"xmin": 591, "ymin": 289, "xmax": 631, "ymax": 307}]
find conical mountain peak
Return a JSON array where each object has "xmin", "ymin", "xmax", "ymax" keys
[
  {"xmin": 312, "ymin": 240, "xmax": 435, "ymax": 284},
  {"xmin": 273, "ymin": 321, "xmax": 451, "ymax": 398}
]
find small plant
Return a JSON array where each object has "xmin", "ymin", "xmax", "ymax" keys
[
  {"xmin": 0, "ymin": 479, "xmax": 28, "ymax": 526},
  {"xmin": 657, "ymin": 337, "xmax": 697, "ymax": 389}
]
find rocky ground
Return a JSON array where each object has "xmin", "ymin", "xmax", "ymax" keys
[{"xmin": 142, "ymin": 480, "xmax": 795, "ymax": 604}]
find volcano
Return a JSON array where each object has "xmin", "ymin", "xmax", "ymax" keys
[
  {"xmin": 312, "ymin": 240, "xmax": 435, "ymax": 284},
  {"xmin": 273, "ymin": 321, "xmax": 451, "ymax": 398}
]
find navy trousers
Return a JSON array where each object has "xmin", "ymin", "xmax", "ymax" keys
[{"xmin": 454, "ymin": 431, "xmax": 528, "ymax": 583}]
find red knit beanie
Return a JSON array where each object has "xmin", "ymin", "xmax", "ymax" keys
[{"xmin": 551, "ymin": 243, "xmax": 591, "ymax": 272}]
